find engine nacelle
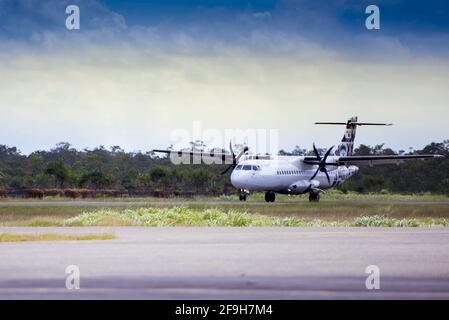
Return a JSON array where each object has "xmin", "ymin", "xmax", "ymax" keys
[{"xmin": 288, "ymin": 180, "xmax": 319, "ymax": 194}]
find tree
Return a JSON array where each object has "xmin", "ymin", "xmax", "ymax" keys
[
  {"xmin": 354, "ymin": 144, "xmax": 374, "ymax": 156},
  {"xmin": 45, "ymin": 160, "xmax": 72, "ymax": 188},
  {"xmin": 190, "ymin": 169, "xmax": 213, "ymax": 192},
  {"xmin": 0, "ymin": 140, "xmax": 447, "ymax": 196},
  {"xmin": 148, "ymin": 166, "xmax": 172, "ymax": 188},
  {"xmin": 79, "ymin": 170, "xmax": 112, "ymax": 189},
  {"xmin": 0, "ymin": 170, "xmax": 4, "ymax": 187}
]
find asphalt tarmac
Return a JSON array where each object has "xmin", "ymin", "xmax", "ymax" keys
[{"xmin": 1, "ymin": 227, "xmax": 449, "ymax": 299}]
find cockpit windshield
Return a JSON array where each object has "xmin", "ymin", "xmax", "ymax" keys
[{"xmin": 235, "ymin": 164, "xmax": 261, "ymax": 171}]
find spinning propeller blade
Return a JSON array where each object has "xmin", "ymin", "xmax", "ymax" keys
[
  {"xmin": 308, "ymin": 144, "xmax": 335, "ymax": 183},
  {"xmin": 221, "ymin": 143, "xmax": 249, "ymax": 175}
]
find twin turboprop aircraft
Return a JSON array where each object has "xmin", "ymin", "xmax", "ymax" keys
[{"xmin": 153, "ymin": 117, "xmax": 443, "ymax": 202}]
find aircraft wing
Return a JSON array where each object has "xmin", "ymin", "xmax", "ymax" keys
[
  {"xmin": 152, "ymin": 149, "xmax": 235, "ymax": 163},
  {"xmin": 335, "ymin": 154, "xmax": 444, "ymax": 166}
]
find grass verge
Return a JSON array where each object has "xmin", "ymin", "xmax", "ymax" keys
[
  {"xmin": 0, "ymin": 232, "xmax": 115, "ymax": 243},
  {"xmin": 1, "ymin": 190, "xmax": 447, "ymax": 203},
  {"xmin": 63, "ymin": 207, "xmax": 449, "ymax": 227},
  {"xmin": 1, "ymin": 201, "xmax": 449, "ymax": 226}
]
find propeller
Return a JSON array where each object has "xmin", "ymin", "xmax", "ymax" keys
[
  {"xmin": 221, "ymin": 142, "xmax": 249, "ymax": 174},
  {"xmin": 304, "ymin": 144, "xmax": 338, "ymax": 183}
]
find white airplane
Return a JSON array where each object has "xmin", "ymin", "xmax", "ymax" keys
[{"xmin": 153, "ymin": 116, "xmax": 443, "ymax": 202}]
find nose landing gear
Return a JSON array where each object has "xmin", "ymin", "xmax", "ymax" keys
[
  {"xmin": 239, "ymin": 189, "xmax": 248, "ymax": 201},
  {"xmin": 265, "ymin": 191, "xmax": 276, "ymax": 203}
]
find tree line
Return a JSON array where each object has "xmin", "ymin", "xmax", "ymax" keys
[{"xmin": 0, "ymin": 140, "xmax": 448, "ymax": 197}]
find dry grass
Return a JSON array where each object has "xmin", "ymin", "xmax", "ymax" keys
[
  {"xmin": 1, "ymin": 196, "xmax": 449, "ymax": 227},
  {"xmin": 0, "ymin": 232, "xmax": 115, "ymax": 243}
]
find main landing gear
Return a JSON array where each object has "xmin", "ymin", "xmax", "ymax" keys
[
  {"xmin": 265, "ymin": 191, "xmax": 276, "ymax": 203},
  {"xmin": 309, "ymin": 192, "xmax": 320, "ymax": 202}
]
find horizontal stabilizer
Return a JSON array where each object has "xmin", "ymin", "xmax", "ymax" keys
[{"xmin": 315, "ymin": 122, "xmax": 393, "ymax": 126}]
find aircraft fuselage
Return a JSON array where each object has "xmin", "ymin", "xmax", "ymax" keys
[{"xmin": 230, "ymin": 156, "xmax": 359, "ymax": 194}]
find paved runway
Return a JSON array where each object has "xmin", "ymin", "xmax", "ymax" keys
[{"xmin": 1, "ymin": 227, "xmax": 449, "ymax": 299}]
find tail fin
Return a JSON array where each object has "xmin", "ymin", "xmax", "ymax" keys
[
  {"xmin": 315, "ymin": 116, "xmax": 393, "ymax": 156},
  {"xmin": 337, "ymin": 116, "xmax": 358, "ymax": 156}
]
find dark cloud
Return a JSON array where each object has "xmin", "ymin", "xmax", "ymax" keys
[
  {"xmin": 1, "ymin": 0, "xmax": 448, "ymax": 59},
  {"xmin": 0, "ymin": 0, "xmax": 126, "ymax": 39}
]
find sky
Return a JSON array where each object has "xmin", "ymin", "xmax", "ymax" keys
[{"xmin": 0, "ymin": 0, "xmax": 448, "ymax": 154}]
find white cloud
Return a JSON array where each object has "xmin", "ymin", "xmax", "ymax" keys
[
  {"xmin": 1, "ymin": 37, "xmax": 448, "ymax": 154},
  {"xmin": 0, "ymin": 0, "xmax": 448, "ymax": 154}
]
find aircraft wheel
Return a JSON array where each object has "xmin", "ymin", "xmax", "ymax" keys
[
  {"xmin": 309, "ymin": 192, "xmax": 320, "ymax": 202},
  {"xmin": 265, "ymin": 191, "xmax": 275, "ymax": 203},
  {"xmin": 265, "ymin": 192, "xmax": 270, "ymax": 202},
  {"xmin": 239, "ymin": 194, "xmax": 247, "ymax": 201}
]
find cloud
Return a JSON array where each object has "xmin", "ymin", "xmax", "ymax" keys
[
  {"xmin": 1, "ymin": 36, "xmax": 448, "ymax": 154},
  {"xmin": 0, "ymin": 0, "xmax": 448, "ymax": 154},
  {"xmin": 1, "ymin": 0, "xmax": 448, "ymax": 60},
  {"xmin": 0, "ymin": 0, "xmax": 127, "ymax": 39}
]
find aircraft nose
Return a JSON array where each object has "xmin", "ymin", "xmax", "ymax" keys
[{"xmin": 230, "ymin": 171, "xmax": 244, "ymax": 188}]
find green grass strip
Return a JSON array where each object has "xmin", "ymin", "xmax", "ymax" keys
[{"xmin": 63, "ymin": 207, "xmax": 449, "ymax": 227}]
